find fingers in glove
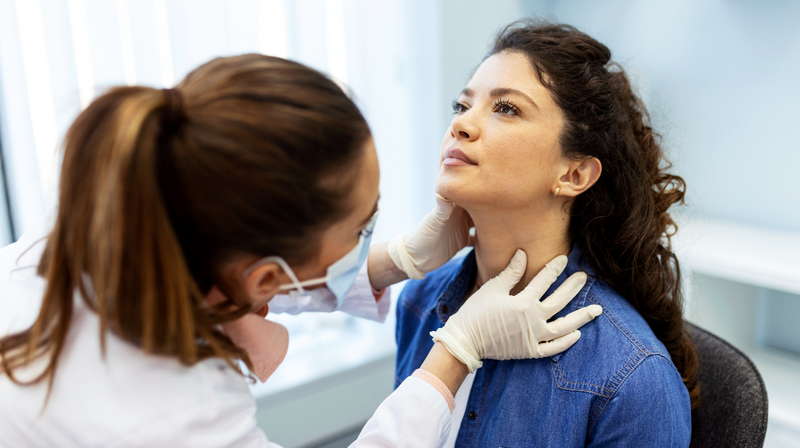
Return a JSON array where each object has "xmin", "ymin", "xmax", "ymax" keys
[
  {"xmin": 539, "ymin": 271, "xmax": 588, "ymax": 318},
  {"xmin": 517, "ymin": 254, "xmax": 568, "ymax": 299},
  {"xmin": 544, "ymin": 304, "xmax": 603, "ymax": 339},
  {"xmin": 448, "ymin": 205, "xmax": 474, "ymax": 249},
  {"xmin": 433, "ymin": 194, "xmax": 455, "ymax": 220},
  {"xmin": 535, "ymin": 330, "xmax": 582, "ymax": 358},
  {"xmin": 490, "ymin": 249, "xmax": 527, "ymax": 291}
]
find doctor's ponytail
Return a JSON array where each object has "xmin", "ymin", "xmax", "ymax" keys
[{"xmin": 0, "ymin": 55, "xmax": 370, "ymax": 395}]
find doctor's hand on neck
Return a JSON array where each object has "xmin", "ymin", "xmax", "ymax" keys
[
  {"xmin": 368, "ymin": 193, "xmax": 473, "ymax": 291},
  {"xmin": 423, "ymin": 248, "xmax": 602, "ymax": 396}
]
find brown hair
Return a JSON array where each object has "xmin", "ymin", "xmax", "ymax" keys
[
  {"xmin": 490, "ymin": 21, "xmax": 700, "ymax": 408},
  {"xmin": 0, "ymin": 54, "xmax": 370, "ymax": 396}
]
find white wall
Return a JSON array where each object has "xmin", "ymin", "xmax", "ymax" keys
[{"xmin": 762, "ymin": 289, "xmax": 800, "ymax": 355}]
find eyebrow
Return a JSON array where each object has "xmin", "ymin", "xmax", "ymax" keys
[
  {"xmin": 358, "ymin": 196, "xmax": 380, "ymax": 227},
  {"xmin": 460, "ymin": 87, "xmax": 539, "ymax": 110}
]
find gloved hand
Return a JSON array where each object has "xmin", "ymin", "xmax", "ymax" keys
[
  {"xmin": 430, "ymin": 249, "xmax": 603, "ymax": 373},
  {"xmin": 388, "ymin": 194, "xmax": 471, "ymax": 280}
]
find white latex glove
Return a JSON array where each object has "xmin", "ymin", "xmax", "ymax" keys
[
  {"xmin": 388, "ymin": 194, "xmax": 471, "ymax": 280},
  {"xmin": 430, "ymin": 249, "xmax": 603, "ymax": 373}
]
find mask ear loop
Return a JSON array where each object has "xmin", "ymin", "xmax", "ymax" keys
[{"xmin": 242, "ymin": 256, "xmax": 307, "ymax": 294}]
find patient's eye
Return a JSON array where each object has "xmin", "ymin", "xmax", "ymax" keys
[
  {"xmin": 452, "ymin": 100, "xmax": 468, "ymax": 115},
  {"xmin": 493, "ymin": 99, "xmax": 520, "ymax": 116}
]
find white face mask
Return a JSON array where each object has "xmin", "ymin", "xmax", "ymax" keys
[{"xmin": 244, "ymin": 210, "xmax": 379, "ymax": 308}]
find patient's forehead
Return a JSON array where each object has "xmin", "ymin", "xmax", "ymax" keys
[{"xmin": 465, "ymin": 52, "xmax": 553, "ymax": 105}]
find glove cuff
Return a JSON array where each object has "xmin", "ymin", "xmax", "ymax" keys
[
  {"xmin": 430, "ymin": 328, "xmax": 483, "ymax": 374},
  {"xmin": 388, "ymin": 233, "xmax": 426, "ymax": 280}
]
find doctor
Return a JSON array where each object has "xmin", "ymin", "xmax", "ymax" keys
[{"xmin": 0, "ymin": 54, "xmax": 601, "ymax": 447}]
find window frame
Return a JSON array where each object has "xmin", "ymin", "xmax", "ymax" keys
[{"xmin": 0, "ymin": 97, "xmax": 15, "ymax": 246}]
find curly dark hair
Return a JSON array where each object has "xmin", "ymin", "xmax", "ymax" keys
[{"xmin": 490, "ymin": 20, "xmax": 700, "ymax": 408}]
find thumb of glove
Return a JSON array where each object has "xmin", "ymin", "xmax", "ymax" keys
[
  {"xmin": 433, "ymin": 193, "xmax": 455, "ymax": 221},
  {"xmin": 490, "ymin": 249, "xmax": 527, "ymax": 292}
]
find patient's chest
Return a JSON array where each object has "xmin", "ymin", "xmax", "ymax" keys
[{"xmin": 451, "ymin": 359, "xmax": 598, "ymax": 448}]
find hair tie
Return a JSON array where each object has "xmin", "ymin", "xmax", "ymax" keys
[{"xmin": 161, "ymin": 88, "xmax": 184, "ymax": 129}]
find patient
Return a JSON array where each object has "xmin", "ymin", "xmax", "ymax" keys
[{"xmin": 395, "ymin": 21, "xmax": 698, "ymax": 447}]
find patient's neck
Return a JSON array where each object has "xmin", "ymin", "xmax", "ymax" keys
[{"xmin": 469, "ymin": 205, "xmax": 571, "ymax": 296}]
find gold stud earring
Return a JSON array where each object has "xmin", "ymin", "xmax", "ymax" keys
[{"xmin": 553, "ymin": 187, "xmax": 561, "ymax": 197}]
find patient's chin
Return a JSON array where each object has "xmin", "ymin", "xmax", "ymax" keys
[
  {"xmin": 435, "ymin": 178, "xmax": 477, "ymax": 210},
  {"xmin": 434, "ymin": 177, "xmax": 462, "ymax": 203},
  {"xmin": 435, "ymin": 181, "xmax": 524, "ymax": 213}
]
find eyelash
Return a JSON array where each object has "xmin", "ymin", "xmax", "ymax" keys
[
  {"xmin": 493, "ymin": 98, "xmax": 520, "ymax": 115},
  {"xmin": 450, "ymin": 99, "xmax": 520, "ymax": 116}
]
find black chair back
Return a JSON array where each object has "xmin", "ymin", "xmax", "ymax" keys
[{"xmin": 687, "ymin": 323, "xmax": 769, "ymax": 447}]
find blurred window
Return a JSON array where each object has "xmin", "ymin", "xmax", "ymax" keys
[{"xmin": 0, "ymin": 115, "xmax": 13, "ymax": 247}]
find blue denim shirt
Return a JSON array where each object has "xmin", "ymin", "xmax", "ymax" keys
[{"xmin": 395, "ymin": 247, "xmax": 691, "ymax": 447}]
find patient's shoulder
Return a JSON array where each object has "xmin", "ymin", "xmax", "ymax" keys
[
  {"xmin": 588, "ymin": 276, "xmax": 670, "ymax": 353},
  {"xmin": 551, "ymin": 275, "xmax": 681, "ymax": 399}
]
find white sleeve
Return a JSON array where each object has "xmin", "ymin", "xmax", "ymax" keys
[
  {"xmin": 337, "ymin": 262, "xmax": 391, "ymax": 322},
  {"xmin": 268, "ymin": 262, "xmax": 390, "ymax": 323},
  {"xmin": 352, "ymin": 377, "xmax": 451, "ymax": 448}
]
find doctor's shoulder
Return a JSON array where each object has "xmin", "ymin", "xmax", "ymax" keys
[
  {"xmin": 100, "ymin": 356, "xmax": 269, "ymax": 448},
  {"xmin": 86, "ymin": 317, "xmax": 266, "ymax": 447},
  {"xmin": 0, "ymin": 266, "xmax": 265, "ymax": 447},
  {"xmin": 1, "ymin": 314, "xmax": 268, "ymax": 446}
]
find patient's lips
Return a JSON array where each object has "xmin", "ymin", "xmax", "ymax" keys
[{"xmin": 443, "ymin": 148, "xmax": 477, "ymax": 166}]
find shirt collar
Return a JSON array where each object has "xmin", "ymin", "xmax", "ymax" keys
[
  {"xmin": 435, "ymin": 245, "xmax": 593, "ymax": 322},
  {"xmin": 435, "ymin": 250, "xmax": 477, "ymax": 322}
]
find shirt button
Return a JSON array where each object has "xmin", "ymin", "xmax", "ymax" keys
[
  {"xmin": 440, "ymin": 304, "xmax": 450, "ymax": 315},
  {"xmin": 468, "ymin": 411, "xmax": 477, "ymax": 420}
]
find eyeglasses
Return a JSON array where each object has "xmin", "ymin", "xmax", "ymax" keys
[{"xmin": 359, "ymin": 208, "xmax": 380, "ymax": 239}]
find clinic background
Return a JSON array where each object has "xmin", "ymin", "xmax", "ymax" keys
[{"xmin": 1, "ymin": 1, "xmax": 798, "ymax": 447}]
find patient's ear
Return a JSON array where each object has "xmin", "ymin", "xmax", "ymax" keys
[{"xmin": 556, "ymin": 157, "xmax": 602, "ymax": 197}]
